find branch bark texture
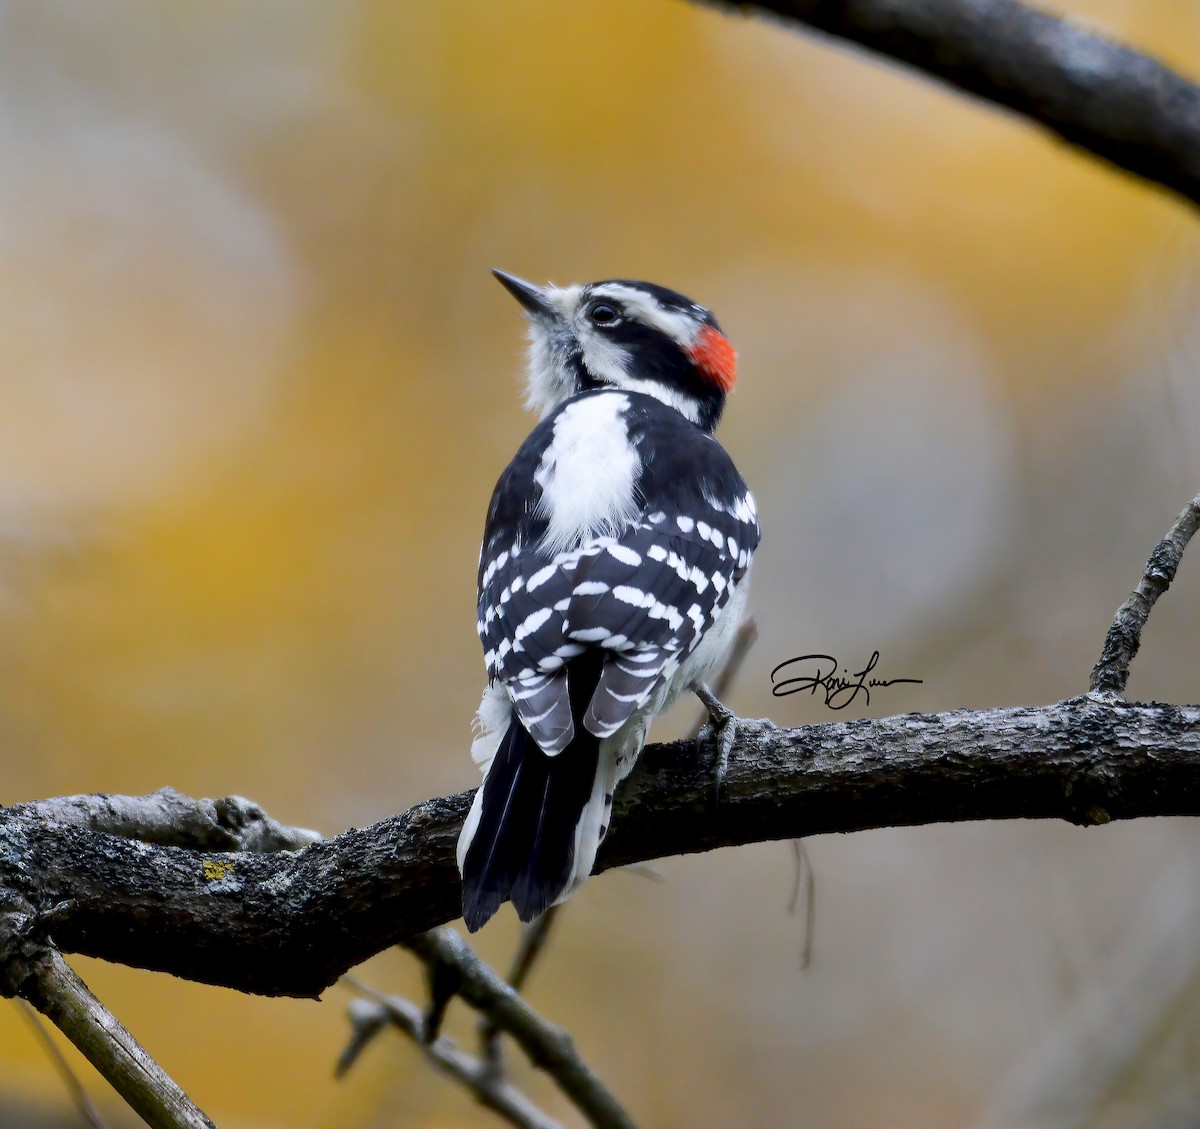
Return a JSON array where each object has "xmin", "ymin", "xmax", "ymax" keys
[
  {"xmin": 15, "ymin": 787, "xmax": 321, "ymax": 853},
  {"xmin": 1091, "ymin": 495, "xmax": 1200, "ymax": 695},
  {"xmin": 707, "ymin": 0, "xmax": 1200, "ymax": 209},
  {"xmin": 2, "ymin": 695, "xmax": 1198, "ymax": 999}
]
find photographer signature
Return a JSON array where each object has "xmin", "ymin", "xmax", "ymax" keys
[{"xmin": 770, "ymin": 651, "xmax": 923, "ymax": 710}]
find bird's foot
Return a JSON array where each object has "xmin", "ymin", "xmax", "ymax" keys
[{"xmin": 694, "ymin": 683, "xmax": 737, "ymax": 802}]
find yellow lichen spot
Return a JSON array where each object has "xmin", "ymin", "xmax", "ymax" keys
[{"xmin": 202, "ymin": 858, "xmax": 235, "ymax": 881}]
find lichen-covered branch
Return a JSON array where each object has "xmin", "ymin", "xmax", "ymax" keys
[
  {"xmin": 703, "ymin": 0, "xmax": 1200, "ymax": 209},
  {"xmin": 0, "ymin": 695, "xmax": 1197, "ymax": 999}
]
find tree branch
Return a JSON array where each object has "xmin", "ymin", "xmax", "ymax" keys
[
  {"xmin": 703, "ymin": 0, "xmax": 1200, "ymax": 209},
  {"xmin": 0, "ymin": 695, "xmax": 1196, "ymax": 999},
  {"xmin": 11, "ymin": 787, "xmax": 322, "ymax": 853},
  {"xmin": 10, "ymin": 941, "xmax": 215, "ymax": 1129},
  {"xmin": 1090, "ymin": 494, "xmax": 1200, "ymax": 696},
  {"xmin": 339, "ymin": 913, "xmax": 632, "ymax": 1129},
  {"xmin": 338, "ymin": 982, "xmax": 566, "ymax": 1129},
  {"xmin": 17, "ymin": 1001, "xmax": 114, "ymax": 1129},
  {"xmin": 401, "ymin": 929, "xmax": 637, "ymax": 1129}
]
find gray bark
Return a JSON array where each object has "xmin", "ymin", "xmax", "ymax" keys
[{"xmin": 1, "ymin": 694, "xmax": 1197, "ymax": 999}]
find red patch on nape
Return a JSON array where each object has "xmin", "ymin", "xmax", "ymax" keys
[{"xmin": 687, "ymin": 325, "xmax": 737, "ymax": 392}]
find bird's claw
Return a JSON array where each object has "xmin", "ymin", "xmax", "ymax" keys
[{"xmin": 695, "ymin": 684, "xmax": 737, "ymax": 802}]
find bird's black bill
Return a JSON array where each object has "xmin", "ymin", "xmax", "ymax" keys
[{"xmin": 492, "ymin": 269, "xmax": 554, "ymax": 318}]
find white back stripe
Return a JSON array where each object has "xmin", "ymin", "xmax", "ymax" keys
[{"xmin": 534, "ymin": 394, "xmax": 639, "ymax": 554}]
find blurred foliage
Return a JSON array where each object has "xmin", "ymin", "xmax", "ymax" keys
[{"xmin": 0, "ymin": 1, "xmax": 1199, "ymax": 1126}]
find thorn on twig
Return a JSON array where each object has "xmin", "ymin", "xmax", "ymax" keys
[{"xmin": 1090, "ymin": 495, "xmax": 1200, "ymax": 697}]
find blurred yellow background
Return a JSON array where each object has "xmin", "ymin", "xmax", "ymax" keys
[{"xmin": 2, "ymin": 1, "xmax": 1200, "ymax": 1126}]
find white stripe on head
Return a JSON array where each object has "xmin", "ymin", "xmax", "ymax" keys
[
  {"xmin": 578, "ymin": 284, "xmax": 706, "ymax": 423},
  {"xmin": 577, "ymin": 332, "xmax": 633, "ymax": 389},
  {"xmin": 586, "ymin": 283, "xmax": 705, "ymax": 349},
  {"xmin": 517, "ymin": 279, "xmax": 710, "ymax": 424}
]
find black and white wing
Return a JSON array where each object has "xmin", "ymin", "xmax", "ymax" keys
[{"xmin": 477, "ymin": 391, "xmax": 760, "ymax": 751}]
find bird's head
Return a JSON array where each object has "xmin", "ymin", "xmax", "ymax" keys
[{"xmin": 493, "ymin": 269, "xmax": 737, "ymax": 433}]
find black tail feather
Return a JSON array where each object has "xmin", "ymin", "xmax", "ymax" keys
[{"xmin": 461, "ymin": 656, "xmax": 603, "ymax": 932}]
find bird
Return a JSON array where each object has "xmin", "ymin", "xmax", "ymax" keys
[{"xmin": 457, "ymin": 269, "xmax": 761, "ymax": 932}]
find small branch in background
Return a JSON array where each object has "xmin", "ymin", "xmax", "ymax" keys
[
  {"xmin": 403, "ymin": 929, "xmax": 636, "ymax": 1129},
  {"xmin": 1090, "ymin": 494, "xmax": 1200, "ymax": 696},
  {"xmin": 787, "ymin": 840, "xmax": 816, "ymax": 970},
  {"xmin": 339, "ymin": 932, "xmax": 602, "ymax": 1129},
  {"xmin": 503, "ymin": 908, "xmax": 560, "ymax": 997},
  {"xmin": 702, "ymin": 0, "xmax": 1200, "ymax": 211},
  {"xmin": 480, "ymin": 905, "xmax": 561, "ymax": 1076},
  {"xmin": 17, "ymin": 1000, "xmax": 113, "ymax": 1129},
  {"xmin": 12, "ymin": 787, "xmax": 322, "ymax": 853},
  {"xmin": 619, "ymin": 863, "xmax": 666, "ymax": 883},
  {"xmin": 16, "ymin": 945, "xmax": 215, "ymax": 1129},
  {"xmin": 337, "ymin": 979, "xmax": 564, "ymax": 1129}
]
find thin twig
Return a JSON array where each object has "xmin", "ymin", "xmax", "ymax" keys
[
  {"xmin": 18, "ymin": 948, "xmax": 215, "ymax": 1129},
  {"xmin": 505, "ymin": 907, "xmax": 561, "ymax": 999},
  {"xmin": 479, "ymin": 905, "xmax": 561, "ymax": 1075},
  {"xmin": 619, "ymin": 863, "xmax": 665, "ymax": 883},
  {"xmin": 337, "ymin": 979, "xmax": 563, "ymax": 1129},
  {"xmin": 17, "ymin": 999, "xmax": 113, "ymax": 1129},
  {"xmin": 403, "ymin": 929, "xmax": 636, "ymax": 1129},
  {"xmin": 1090, "ymin": 494, "xmax": 1200, "ymax": 696},
  {"xmin": 787, "ymin": 841, "xmax": 816, "ymax": 970}
]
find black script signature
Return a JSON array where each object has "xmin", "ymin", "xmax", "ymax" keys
[{"xmin": 770, "ymin": 651, "xmax": 924, "ymax": 710}]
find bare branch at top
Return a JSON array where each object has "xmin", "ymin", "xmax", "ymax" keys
[{"xmin": 702, "ymin": 0, "xmax": 1200, "ymax": 209}]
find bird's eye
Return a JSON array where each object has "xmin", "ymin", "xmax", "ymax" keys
[{"xmin": 589, "ymin": 303, "xmax": 619, "ymax": 325}]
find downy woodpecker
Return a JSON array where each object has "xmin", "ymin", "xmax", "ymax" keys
[{"xmin": 458, "ymin": 270, "xmax": 760, "ymax": 931}]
